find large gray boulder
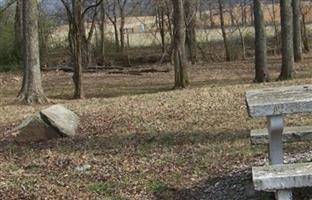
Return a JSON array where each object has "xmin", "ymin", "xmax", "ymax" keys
[
  {"xmin": 40, "ymin": 104, "xmax": 79, "ymax": 137},
  {"xmin": 13, "ymin": 104, "xmax": 79, "ymax": 142}
]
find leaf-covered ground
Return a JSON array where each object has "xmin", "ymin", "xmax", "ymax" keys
[{"xmin": 1, "ymin": 58, "xmax": 312, "ymax": 199}]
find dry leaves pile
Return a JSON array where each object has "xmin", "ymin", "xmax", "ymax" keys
[{"xmin": 0, "ymin": 59, "xmax": 312, "ymax": 199}]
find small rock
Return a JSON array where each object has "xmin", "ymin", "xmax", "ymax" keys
[{"xmin": 75, "ymin": 164, "xmax": 91, "ymax": 173}]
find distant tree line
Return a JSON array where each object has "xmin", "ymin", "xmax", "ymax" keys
[{"xmin": 0, "ymin": 0, "xmax": 311, "ymax": 104}]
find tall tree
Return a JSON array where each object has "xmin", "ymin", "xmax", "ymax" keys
[
  {"xmin": 61, "ymin": 0, "xmax": 102, "ymax": 99},
  {"xmin": 106, "ymin": 1, "xmax": 120, "ymax": 52},
  {"xmin": 172, "ymin": 0, "xmax": 189, "ymax": 88},
  {"xmin": 156, "ymin": 2, "xmax": 166, "ymax": 53},
  {"xmin": 14, "ymin": 0, "xmax": 23, "ymax": 60},
  {"xmin": 117, "ymin": 0, "xmax": 127, "ymax": 54},
  {"xmin": 99, "ymin": 0, "xmax": 106, "ymax": 64},
  {"xmin": 241, "ymin": 0, "xmax": 247, "ymax": 25},
  {"xmin": 17, "ymin": 0, "xmax": 47, "ymax": 104},
  {"xmin": 218, "ymin": 0, "xmax": 231, "ymax": 61},
  {"xmin": 279, "ymin": 0, "xmax": 294, "ymax": 80},
  {"xmin": 184, "ymin": 0, "xmax": 197, "ymax": 64},
  {"xmin": 254, "ymin": 0, "xmax": 269, "ymax": 82},
  {"xmin": 271, "ymin": 0, "xmax": 279, "ymax": 55},
  {"xmin": 292, "ymin": 0, "xmax": 302, "ymax": 62},
  {"xmin": 301, "ymin": 7, "xmax": 310, "ymax": 52},
  {"xmin": 81, "ymin": 8, "xmax": 98, "ymax": 68}
]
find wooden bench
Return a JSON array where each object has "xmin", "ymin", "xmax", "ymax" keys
[{"xmin": 246, "ymin": 85, "xmax": 312, "ymax": 200}]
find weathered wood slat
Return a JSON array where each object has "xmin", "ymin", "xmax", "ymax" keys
[
  {"xmin": 246, "ymin": 85, "xmax": 312, "ymax": 117},
  {"xmin": 253, "ymin": 163, "xmax": 312, "ymax": 191},
  {"xmin": 250, "ymin": 126, "xmax": 312, "ymax": 145}
]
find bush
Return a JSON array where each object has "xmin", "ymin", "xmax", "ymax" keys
[{"xmin": 0, "ymin": 12, "xmax": 21, "ymax": 71}]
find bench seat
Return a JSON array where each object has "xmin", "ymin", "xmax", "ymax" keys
[
  {"xmin": 253, "ymin": 162, "xmax": 312, "ymax": 191},
  {"xmin": 250, "ymin": 126, "xmax": 312, "ymax": 145}
]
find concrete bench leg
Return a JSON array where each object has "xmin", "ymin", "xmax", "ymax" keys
[
  {"xmin": 267, "ymin": 115, "xmax": 284, "ymax": 165},
  {"xmin": 275, "ymin": 190, "xmax": 293, "ymax": 200},
  {"xmin": 267, "ymin": 115, "xmax": 293, "ymax": 200}
]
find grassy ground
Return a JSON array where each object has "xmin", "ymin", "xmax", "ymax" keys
[{"xmin": 1, "ymin": 57, "xmax": 312, "ymax": 199}]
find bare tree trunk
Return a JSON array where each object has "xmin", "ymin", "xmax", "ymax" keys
[
  {"xmin": 292, "ymin": 0, "xmax": 302, "ymax": 62},
  {"xmin": 165, "ymin": 2, "xmax": 173, "ymax": 42},
  {"xmin": 81, "ymin": 18, "xmax": 90, "ymax": 68},
  {"xmin": 15, "ymin": 0, "xmax": 26, "ymax": 97},
  {"xmin": 301, "ymin": 12, "xmax": 309, "ymax": 52},
  {"xmin": 237, "ymin": 23, "xmax": 246, "ymax": 60},
  {"xmin": 241, "ymin": 0, "xmax": 247, "ymax": 26},
  {"xmin": 106, "ymin": 1, "xmax": 120, "ymax": 52},
  {"xmin": 250, "ymin": 2, "xmax": 254, "ymax": 25},
  {"xmin": 113, "ymin": 18, "xmax": 120, "ymax": 51},
  {"xmin": 208, "ymin": 2, "xmax": 215, "ymax": 28},
  {"xmin": 64, "ymin": 0, "xmax": 85, "ymax": 99},
  {"xmin": 72, "ymin": 0, "xmax": 84, "ymax": 98},
  {"xmin": 279, "ymin": 0, "xmax": 294, "ymax": 80},
  {"xmin": 156, "ymin": 5, "xmax": 166, "ymax": 53},
  {"xmin": 185, "ymin": 0, "xmax": 197, "ymax": 64},
  {"xmin": 164, "ymin": 1, "xmax": 174, "ymax": 63},
  {"xmin": 15, "ymin": 0, "xmax": 23, "ymax": 60},
  {"xmin": 18, "ymin": 0, "xmax": 47, "ymax": 104},
  {"xmin": 100, "ymin": 0, "xmax": 106, "ymax": 64},
  {"xmin": 118, "ymin": 0, "xmax": 126, "ymax": 53},
  {"xmin": 254, "ymin": 0, "xmax": 269, "ymax": 82},
  {"xmin": 229, "ymin": 5, "xmax": 246, "ymax": 60},
  {"xmin": 229, "ymin": 0, "xmax": 235, "ymax": 26},
  {"xmin": 172, "ymin": 0, "xmax": 189, "ymax": 88},
  {"xmin": 272, "ymin": 0, "xmax": 279, "ymax": 55},
  {"xmin": 218, "ymin": 0, "xmax": 231, "ymax": 61}
]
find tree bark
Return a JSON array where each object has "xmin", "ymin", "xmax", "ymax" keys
[
  {"xmin": 208, "ymin": 2, "xmax": 215, "ymax": 28},
  {"xmin": 218, "ymin": 0, "xmax": 231, "ymax": 61},
  {"xmin": 185, "ymin": 0, "xmax": 197, "ymax": 64},
  {"xmin": 301, "ymin": 12, "xmax": 309, "ymax": 52},
  {"xmin": 17, "ymin": 0, "xmax": 47, "ymax": 104},
  {"xmin": 100, "ymin": 0, "xmax": 106, "ymax": 64},
  {"xmin": 241, "ymin": 0, "xmax": 247, "ymax": 26},
  {"xmin": 156, "ymin": 5, "xmax": 166, "ymax": 53},
  {"xmin": 271, "ymin": 0, "xmax": 279, "ymax": 55},
  {"xmin": 118, "ymin": 0, "xmax": 126, "ymax": 54},
  {"xmin": 279, "ymin": 0, "xmax": 294, "ymax": 80},
  {"xmin": 292, "ymin": 0, "xmax": 302, "ymax": 62},
  {"xmin": 15, "ymin": 0, "xmax": 26, "ymax": 97},
  {"xmin": 72, "ymin": 0, "xmax": 84, "ymax": 98},
  {"xmin": 172, "ymin": 0, "xmax": 189, "ymax": 88},
  {"xmin": 254, "ymin": 0, "xmax": 269, "ymax": 82},
  {"xmin": 64, "ymin": 0, "xmax": 85, "ymax": 99},
  {"xmin": 14, "ymin": 0, "xmax": 23, "ymax": 60}
]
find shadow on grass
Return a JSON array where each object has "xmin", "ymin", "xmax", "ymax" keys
[
  {"xmin": 150, "ymin": 171, "xmax": 312, "ymax": 200},
  {"xmin": 0, "ymin": 130, "xmax": 250, "ymax": 160},
  {"xmin": 47, "ymin": 84, "xmax": 174, "ymax": 100},
  {"xmin": 13, "ymin": 130, "xmax": 249, "ymax": 152},
  {"xmin": 151, "ymin": 170, "xmax": 272, "ymax": 200}
]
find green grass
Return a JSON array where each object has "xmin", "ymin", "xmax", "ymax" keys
[
  {"xmin": 146, "ymin": 180, "xmax": 170, "ymax": 193},
  {"xmin": 88, "ymin": 181, "xmax": 116, "ymax": 196}
]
